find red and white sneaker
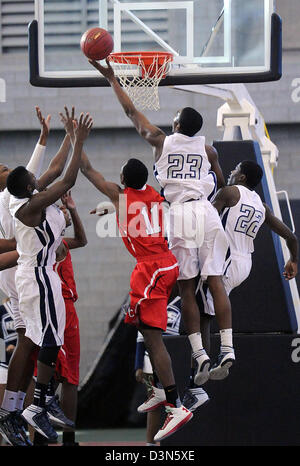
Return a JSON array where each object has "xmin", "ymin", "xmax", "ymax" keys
[
  {"xmin": 154, "ymin": 404, "xmax": 193, "ymax": 442},
  {"xmin": 137, "ymin": 386, "xmax": 166, "ymax": 413}
]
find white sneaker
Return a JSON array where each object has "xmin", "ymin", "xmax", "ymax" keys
[
  {"xmin": 182, "ymin": 387, "xmax": 209, "ymax": 412},
  {"xmin": 137, "ymin": 386, "xmax": 166, "ymax": 413},
  {"xmin": 209, "ymin": 351, "xmax": 235, "ymax": 380},
  {"xmin": 194, "ymin": 353, "xmax": 211, "ymax": 386},
  {"xmin": 154, "ymin": 405, "xmax": 193, "ymax": 442}
]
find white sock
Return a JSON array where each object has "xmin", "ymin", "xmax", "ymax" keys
[
  {"xmin": 15, "ymin": 391, "xmax": 26, "ymax": 411},
  {"xmin": 220, "ymin": 328, "xmax": 233, "ymax": 352},
  {"xmin": 2, "ymin": 390, "xmax": 18, "ymax": 412},
  {"xmin": 188, "ymin": 332, "xmax": 206, "ymax": 359}
]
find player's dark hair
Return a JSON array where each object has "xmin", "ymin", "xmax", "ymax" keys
[
  {"xmin": 240, "ymin": 160, "xmax": 263, "ymax": 189},
  {"xmin": 122, "ymin": 158, "xmax": 148, "ymax": 189},
  {"xmin": 178, "ymin": 107, "xmax": 203, "ymax": 137},
  {"xmin": 6, "ymin": 166, "xmax": 32, "ymax": 198}
]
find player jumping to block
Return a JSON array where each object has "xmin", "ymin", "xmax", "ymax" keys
[
  {"xmin": 89, "ymin": 58, "xmax": 234, "ymax": 386},
  {"xmin": 204, "ymin": 160, "xmax": 298, "ymax": 379}
]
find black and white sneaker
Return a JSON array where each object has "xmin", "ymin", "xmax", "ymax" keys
[
  {"xmin": 194, "ymin": 353, "xmax": 211, "ymax": 386},
  {"xmin": 0, "ymin": 408, "xmax": 27, "ymax": 446},
  {"xmin": 46, "ymin": 395, "xmax": 75, "ymax": 428},
  {"xmin": 13, "ymin": 410, "xmax": 33, "ymax": 446},
  {"xmin": 209, "ymin": 351, "xmax": 235, "ymax": 380},
  {"xmin": 21, "ymin": 404, "xmax": 58, "ymax": 442},
  {"xmin": 182, "ymin": 387, "xmax": 209, "ymax": 412}
]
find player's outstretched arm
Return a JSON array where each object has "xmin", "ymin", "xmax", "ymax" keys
[
  {"xmin": 206, "ymin": 145, "xmax": 225, "ymax": 189},
  {"xmin": 60, "ymin": 105, "xmax": 121, "ymax": 203},
  {"xmin": 61, "ymin": 191, "xmax": 88, "ymax": 250},
  {"xmin": 26, "ymin": 106, "xmax": 50, "ymax": 177},
  {"xmin": 263, "ymin": 203, "xmax": 298, "ymax": 280},
  {"xmin": 89, "ymin": 59, "xmax": 166, "ymax": 154},
  {"xmin": 19, "ymin": 114, "xmax": 92, "ymax": 225},
  {"xmin": 211, "ymin": 185, "xmax": 240, "ymax": 213},
  {"xmin": 37, "ymin": 106, "xmax": 73, "ymax": 192},
  {"xmin": 80, "ymin": 150, "xmax": 121, "ymax": 203}
]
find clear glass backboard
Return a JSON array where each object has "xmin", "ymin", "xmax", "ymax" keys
[{"xmin": 29, "ymin": 0, "xmax": 281, "ymax": 87}]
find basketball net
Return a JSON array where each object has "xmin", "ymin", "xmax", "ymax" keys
[{"xmin": 109, "ymin": 52, "xmax": 173, "ymax": 111}]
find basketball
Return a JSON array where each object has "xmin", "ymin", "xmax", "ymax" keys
[{"xmin": 80, "ymin": 27, "xmax": 113, "ymax": 60}]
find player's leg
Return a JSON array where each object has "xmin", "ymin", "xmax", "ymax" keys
[
  {"xmin": 139, "ymin": 325, "xmax": 192, "ymax": 442},
  {"xmin": 146, "ymin": 409, "xmax": 161, "ymax": 446},
  {"xmin": 198, "ymin": 201, "xmax": 235, "ymax": 379},
  {"xmin": 209, "ymin": 258, "xmax": 251, "ymax": 380},
  {"xmin": 181, "ymin": 281, "xmax": 212, "ymax": 412},
  {"xmin": 0, "ymin": 329, "xmax": 36, "ymax": 446},
  {"xmin": 59, "ymin": 300, "xmax": 80, "ymax": 445},
  {"xmin": 1, "ymin": 329, "xmax": 36, "ymax": 409},
  {"xmin": 44, "ymin": 349, "xmax": 75, "ymax": 433},
  {"xmin": 177, "ymin": 277, "xmax": 211, "ymax": 386},
  {"xmin": 22, "ymin": 345, "xmax": 61, "ymax": 443}
]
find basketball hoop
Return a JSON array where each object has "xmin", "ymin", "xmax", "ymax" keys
[{"xmin": 108, "ymin": 52, "xmax": 173, "ymax": 111}]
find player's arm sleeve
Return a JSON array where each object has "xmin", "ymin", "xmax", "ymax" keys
[{"xmin": 26, "ymin": 143, "xmax": 46, "ymax": 178}]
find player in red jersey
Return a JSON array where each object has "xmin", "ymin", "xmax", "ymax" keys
[{"xmin": 78, "ymin": 148, "xmax": 193, "ymax": 441}]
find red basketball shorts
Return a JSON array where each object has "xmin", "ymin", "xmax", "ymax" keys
[
  {"xmin": 124, "ymin": 252, "xmax": 179, "ymax": 331},
  {"xmin": 55, "ymin": 299, "xmax": 80, "ymax": 385}
]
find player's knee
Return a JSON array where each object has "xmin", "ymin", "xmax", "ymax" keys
[
  {"xmin": 207, "ymin": 275, "xmax": 225, "ymax": 293},
  {"xmin": 38, "ymin": 346, "xmax": 60, "ymax": 368}
]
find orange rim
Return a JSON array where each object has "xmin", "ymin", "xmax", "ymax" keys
[{"xmin": 109, "ymin": 51, "xmax": 173, "ymax": 66}]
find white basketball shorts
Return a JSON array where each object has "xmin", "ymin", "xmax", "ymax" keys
[
  {"xmin": 200, "ymin": 253, "xmax": 253, "ymax": 316},
  {"xmin": 168, "ymin": 199, "xmax": 229, "ymax": 281},
  {"xmin": 0, "ymin": 267, "xmax": 25, "ymax": 330},
  {"xmin": 15, "ymin": 266, "xmax": 66, "ymax": 347}
]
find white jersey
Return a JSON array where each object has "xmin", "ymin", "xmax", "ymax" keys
[
  {"xmin": 0, "ymin": 188, "xmax": 14, "ymax": 239},
  {"xmin": 9, "ymin": 193, "xmax": 66, "ymax": 268},
  {"xmin": 154, "ymin": 133, "xmax": 216, "ymax": 203},
  {"xmin": 0, "ymin": 188, "xmax": 20, "ymax": 324},
  {"xmin": 221, "ymin": 185, "xmax": 266, "ymax": 256}
]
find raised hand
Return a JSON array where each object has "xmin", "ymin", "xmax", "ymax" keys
[
  {"xmin": 59, "ymin": 105, "xmax": 75, "ymax": 138},
  {"xmin": 36, "ymin": 106, "xmax": 51, "ymax": 143},
  {"xmin": 89, "ymin": 57, "xmax": 115, "ymax": 81},
  {"xmin": 74, "ymin": 112, "xmax": 93, "ymax": 141},
  {"xmin": 61, "ymin": 190, "xmax": 76, "ymax": 210}
]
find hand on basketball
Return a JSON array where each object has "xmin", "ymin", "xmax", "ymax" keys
[
  {"xmin": 61, "ymin": 190, "xmax": 76, "ymax": 210},
  {"xmin": 59, "ymin": 106, "xmax": 75, "ymax": 138},
  {"xmin": 283, "ymin": 260, "xmax": 298, "ymax": 280},
  {"xmin": 36, "ymin": 106, "xmax": 51, "ymax": 140},
  {"xmin": 74, "ymin": 112, "xmax": 93, "ymax": 142},
  {"xmin": 89, "ymin": 57, "xmax": 115, "ymax": 81}
]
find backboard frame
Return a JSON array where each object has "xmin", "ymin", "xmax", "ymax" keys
[{"xmin": 28, "ymin": 1, "xmax": 282, "ymax": 88}]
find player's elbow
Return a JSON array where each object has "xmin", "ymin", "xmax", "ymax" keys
[
  {"xmin": 80, "ymin": 237, "xmax": 88, "ymax": 247},
  {"xmin": 51, "ymin": 163, "xmax": 64, "ymax": 179}
]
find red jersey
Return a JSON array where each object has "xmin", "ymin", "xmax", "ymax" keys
[
  {"xmin": 54, "ymin": 240, "xmax": 78, "ymax": 302},
  {"xmin": 117, "ymin": 185, "xmax": 169, "ymax": 261}
]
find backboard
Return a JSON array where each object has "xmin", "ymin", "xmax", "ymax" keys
[{"xmin": 29, "ymin": 0, "xmax": 281, "ymax": 87}]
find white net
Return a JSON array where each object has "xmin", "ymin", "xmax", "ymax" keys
[{"xmin": 109, "ymin": 53, "xmax": 173, "ymax": 111}]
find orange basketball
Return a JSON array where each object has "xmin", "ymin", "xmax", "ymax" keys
[{"xmin": 80, "ymin": 27, "xmax": 114, "ymax": 60}]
